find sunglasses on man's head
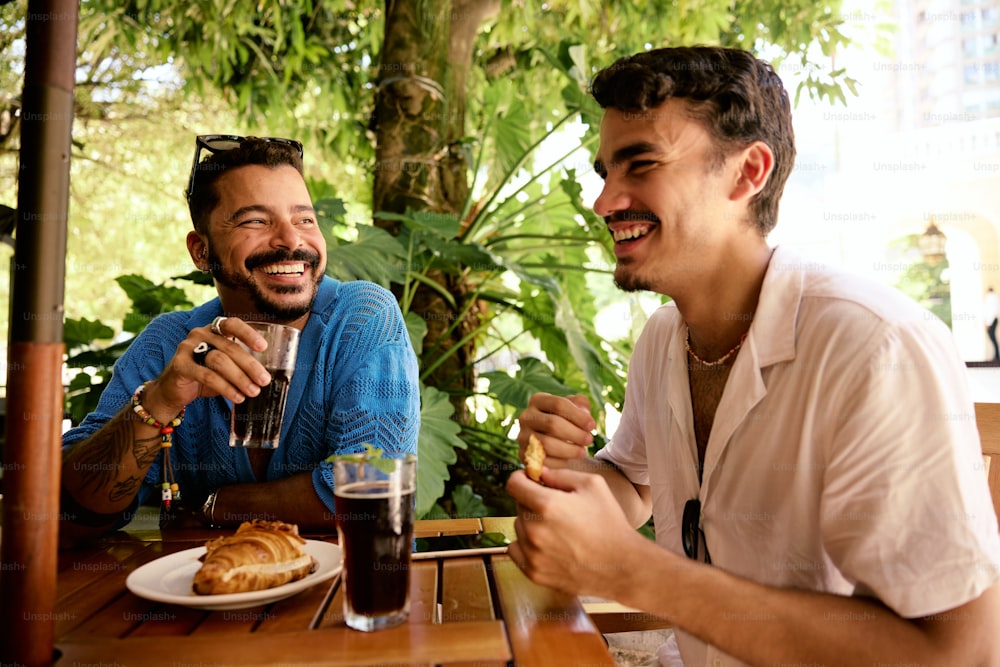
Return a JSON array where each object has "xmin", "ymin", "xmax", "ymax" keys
[
  {"xmin": 682, "ymin": 498, "xmax": 711, "ymax": 563},
  {"xmin": 186, "ymin": 134, "xmax": 304, "ymax": 201}
]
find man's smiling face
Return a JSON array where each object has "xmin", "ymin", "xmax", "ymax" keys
[
  {"xmin": 202, "ymin": 163, "xmax": 326, "ymax": 323},
  {"xmin": 592, "ymin": 99, "xmax": 741, "ymax": 295}
]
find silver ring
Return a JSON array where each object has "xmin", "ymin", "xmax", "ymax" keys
[
  {"xmin": 210, "ymin": 316, "xmax": 228, "ymax": 337},
  {"xmin": 192, "ymin": 341, "xmax": 214, "ymax": 366}
]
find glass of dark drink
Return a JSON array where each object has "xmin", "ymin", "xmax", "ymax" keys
[
  {"xmin": 333, "ymin": 453, "xmax": 416, "ymax": 632},
  {"xmin": 228, "ymin": 321, "xmax": 299, "ymax": 449}
]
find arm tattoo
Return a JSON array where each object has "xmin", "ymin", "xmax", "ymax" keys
[
  {"xmin": 133, "ymin": 435, "xmax": 161, "ymax": 468},
  {"xmin": 109, "ymin": 476, "xmax": 143, "ymax": 503},
  {"xmin": 66, "ymin": 408, "xmax": 161, "ymax": 495}
]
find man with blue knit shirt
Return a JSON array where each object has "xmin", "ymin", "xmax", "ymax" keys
[{"xmin": 60, "ymin": 136, "xmax": 419, "ymax": 543}]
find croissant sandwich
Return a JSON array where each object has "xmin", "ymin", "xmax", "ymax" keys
[{"xmin": 192, "ymin": 519, "xmax": 317, "ymax": 595}]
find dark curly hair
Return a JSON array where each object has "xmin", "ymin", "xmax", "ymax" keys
[
  {"xmin": 188, "ymin": 139, "xmax": 304, "ymax": 234},
  {"xmin": 590, "ymin": 46, "xmax": 795, "ymax": 235}
]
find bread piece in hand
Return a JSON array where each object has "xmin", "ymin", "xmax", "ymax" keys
[
  {"xmin": 524, "ymin": 433, "xmax": 545, "ymax": 482},
  {"xmin": 192, "ymin": 519, "xmax": 317, "ymax": 595}
]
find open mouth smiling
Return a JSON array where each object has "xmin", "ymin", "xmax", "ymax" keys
[
  {"xmin": 261, "ymin": 262, "xmax": 306, "ymax": 276},
  {"xmin": 608, "ymin": 212, "xmax": 659, "ymax": 245},
  {"xmin": 611, "ymin": 224, "xmax": 655, "ymax": 244}
]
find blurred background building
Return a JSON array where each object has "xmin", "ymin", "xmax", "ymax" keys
[{"xmin": 775, "ymin": 0, "xmax": 1000, "ymax": 388}]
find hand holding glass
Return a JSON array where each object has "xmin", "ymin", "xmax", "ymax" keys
[{"xmin": 229, "ymin": 321, "xmax": 299, "ymax": 449}]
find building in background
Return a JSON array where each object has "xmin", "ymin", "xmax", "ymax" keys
[{"xmin": 776, "ymin": 0, "xmax": 1000, "ymax": 372}]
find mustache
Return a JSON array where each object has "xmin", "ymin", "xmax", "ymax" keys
[
  {"xmin": 605, "ymin": 210, "xmax": 661, "ymax": 225},
  {"xmin": 245, "ymin": 248, "xmax": 322, "ymax": 272}
]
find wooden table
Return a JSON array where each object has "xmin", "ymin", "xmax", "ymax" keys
[{"xmin": 51, "ymin": 517, "xmax": 616, "ymax": 666}]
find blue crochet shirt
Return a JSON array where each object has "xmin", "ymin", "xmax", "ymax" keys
[{"xmin": 63, "ymin": 276, "xmax": 420, "ymax": 516}]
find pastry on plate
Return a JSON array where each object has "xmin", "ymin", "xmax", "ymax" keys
[{"xmin": 192, "ymin": 519, "xmax": 317, "ymax": 595}]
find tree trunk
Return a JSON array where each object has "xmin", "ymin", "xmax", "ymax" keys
[{"xmin": 373, "ymin": 0, "xmax": 500, "ymax": 419}]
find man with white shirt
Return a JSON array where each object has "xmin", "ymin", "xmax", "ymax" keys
[{"xmin": 507, "ymin": 46, "xmax": 1000, "ymax": 667}]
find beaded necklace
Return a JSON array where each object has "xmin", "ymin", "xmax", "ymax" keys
[{"xmin": 685, "ymin": 328, "xmax": 747, "ymax": 367}]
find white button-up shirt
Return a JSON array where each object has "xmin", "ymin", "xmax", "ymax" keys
[{"xmin": 597, "ymin": 246, "xmax": 1000, "ymax": 667}]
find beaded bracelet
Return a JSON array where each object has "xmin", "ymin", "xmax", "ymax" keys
[{"xmin": 131, "ymin": 382, "xmax": 185, "ymax": 509}]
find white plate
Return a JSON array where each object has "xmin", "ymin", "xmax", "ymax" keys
[{"xmin": 126, "ymin": 540, "xmax": 342, "ymax": 610}]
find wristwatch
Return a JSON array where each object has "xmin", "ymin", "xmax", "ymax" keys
[{"xmin": 201, "ymin": 489, "xmax": 220, "ymax": 528}]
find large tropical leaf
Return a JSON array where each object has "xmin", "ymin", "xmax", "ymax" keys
[
  {"xmin": 553, "ymin": 289, "xmax": 607, "ymax": 405},
  {"xmin": 404, "ymin": 311, "xmax": 428, "ymax": 357},
  {"xmin": 450, "ymin": 484, "xmax": 490, "ymax": 518},
  {"xmin": 482, "ymin": 356, "xmax": 574, "ymax": 410},
  {"xmin": 64, "ymin": 318, "xmax": 115, "ymax": 353},
  {"xmin": 420, "ymin": 235, "xmax": 504, "ymax": 274},
  {"xmin": 325, "ymin": 224, "xmax": 407, "ymax": 287},
  {"xmin": 416, "ymin": 384, "xmax": 467, "ymax": 516},
  {"xmin": 116, "ymin": 274, "xmax": 193, "ymax": 334}
]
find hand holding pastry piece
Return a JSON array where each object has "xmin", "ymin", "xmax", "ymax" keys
[
  {"xmin": 524, "ymin": 433, "xmax": 545, "ymax": 483},
  {"xmin": 193, "ymin": 519, "xmax": 317, "ymax": 595}
]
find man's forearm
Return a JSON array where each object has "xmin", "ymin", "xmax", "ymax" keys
[
  {"xmin": 62, "ymin": 406, "xmax": 163, "ymax": 514},
  {"xmin": 210, "ymin": 473, "xmax": 335, "ymax": 531},
  {"xmin": 622, "ymin": 537, "xmax": 999, "ymax": 667}
]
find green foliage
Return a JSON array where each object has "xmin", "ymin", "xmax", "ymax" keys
[
  {"xmin": 414, "ymin": 384, "xmax": 467, "ymax": 516},
  {"xmin": 3, "ymin": 0, "xmax": 868, "ymax": 518},
  {"xmin": 116, "ymin": 275, "xmax": 195, "ymax": 334},
  {"xmin": 481, "ymin": 357, "xmax": 575, "ymax": 411},
  {"xmin": 421, "ymin": 484, "xmax": 492, "ymax": 520},
  {"xmin": 890, "ymin": 235, "xmax": 952, "ymax": 327},
  {"xmin": 62, "ymin": 273, "xmax": 203, "ymax": 425},
  {"xmin": 324, "ymin": 444, "xmax": 409, "ymax": 475}
]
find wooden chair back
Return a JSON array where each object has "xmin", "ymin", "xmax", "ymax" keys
[{"xmin": 975, "ymin": 403, "xmax": 1000, "ymax": 530}]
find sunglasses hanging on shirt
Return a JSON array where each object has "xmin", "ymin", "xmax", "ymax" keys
[{"xmin": 682, "ymin": 498, "xmax": 711, "ymax": 564}]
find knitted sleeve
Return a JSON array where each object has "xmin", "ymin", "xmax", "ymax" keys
[{"xmin": 310, "ymin": 282, "xmax": 420, "ymax": 512}]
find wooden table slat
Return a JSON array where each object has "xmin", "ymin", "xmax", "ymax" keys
[
  {"xmin": 584, "ymin": 599, "xmax": 673, "ymax": 633},
  {"xmin": 186, "ymin": 604, "xmax": 267, "ymax": 635},
  {"xmin": 252, "ymin": 575, "xmax": 339, "ymax": 633},
  {"xmin": 408, "ymin": 559, "xmax": 440, "ymax": 624},
  {"xmin": 55, "ymin": 542, "xmax": 174, "ymax": 637},
  {"xmin": 55, "ymin": 541, "xmax": 156, "ymax": 602},
  {"xmin": 413, "ymin": 517, "xmax": 483, "ymax": 537},
  {"xmin": 491, "ymin": 556, "xmax": 616, "ymax": 667},
  {"xmin": 60, "ymin": 590, "xmax": 161, "ymax": 641},
  {"xmin": 57, "ymin": 622, "xmax": 511, "ymax": 667},
  {"xmin": 126, "ymin": 604, "xmax": 207, "ymax": 637},
  {"xmin": 441, "ymin": 556, "xmax": 495, "ymax": 623}
]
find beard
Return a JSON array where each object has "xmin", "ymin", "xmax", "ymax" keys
[
  {"xmin": 613, "ymin": 257, "xmax": 652, "ymax": 293},
  {"xmin": 207, "ymin": 246, "xmax": 324, "ymax": 321},
  {"xmin": 607, "ymin": 211, "xmax": 660, "ymax": 293}
]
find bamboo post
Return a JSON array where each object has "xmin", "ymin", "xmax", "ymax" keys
[{"xmin": 1, "ymin": 1, "xmax": 79, "ymax": 664}]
